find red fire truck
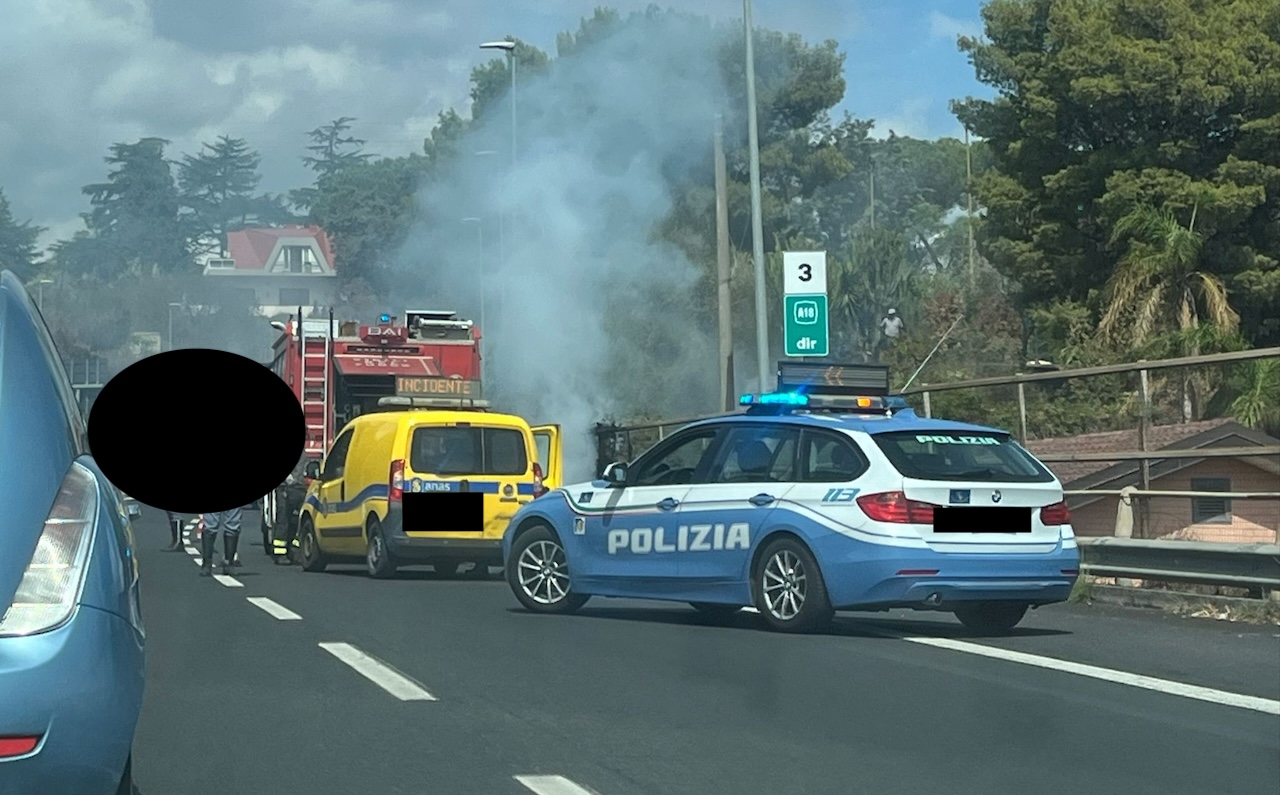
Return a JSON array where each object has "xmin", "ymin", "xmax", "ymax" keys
[{"xmin": 259, "ymin": 308, "xmax": 483, "ymax": 557}]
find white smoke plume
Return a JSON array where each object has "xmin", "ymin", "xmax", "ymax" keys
[{"xmin": 392, "ymin": 11, "xmax": 730, "ymax": 481}]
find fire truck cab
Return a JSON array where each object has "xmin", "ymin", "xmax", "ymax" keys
[{"xmin": 261, "ymin": 309, "xmax": 483, "ymax": 558}]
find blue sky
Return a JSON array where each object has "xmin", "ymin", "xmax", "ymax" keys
[{"xmin": 0, "ymin": 0, "xmax": 994, "ymax": 246}]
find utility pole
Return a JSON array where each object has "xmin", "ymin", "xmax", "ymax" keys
[
  {"xmin": 744, "ymin": 0, "xmax": 769, "ymax": 392},
  {"xmin": 714, "ymin": 114, "xmax": 734, "ymax": 412},
  {"xmin": 869, "ymin": 158, "xmax": 876, "ymax": 229},
  {"xmin": 965, "ymin": 125, "xmax": 975, "ymax": 287}
]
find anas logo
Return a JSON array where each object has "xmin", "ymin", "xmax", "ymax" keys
[
  {"xmin": 991, "ymin": 490, "xmax": 1002, "ymax": 503},
  {"xmin": 607, "ymin": 523, "xmax": 749, "ymax": 555}
]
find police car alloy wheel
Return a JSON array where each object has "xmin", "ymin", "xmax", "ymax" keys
[
  {"xmin": 952, "ymin": 601, "xmax": 1029, "ymax": 636},
  {"xmin": 751, "ymin": 537, "xmax": 833, "ymax": 633},
  {"xmin": 507, "ymin": 525, "xmax": 590, "ymax": 614}
]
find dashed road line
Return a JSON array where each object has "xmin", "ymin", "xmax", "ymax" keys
[
  {"xmin": 882, "ymin": 632, "xmax": 1280, "ymax": 715},
  {"xmin": 318, "ymin": 642, "xmax": 437, "ymax": 701},
  {"xmin": 212, "ymin": 574, "xmax": 243, "ymax": 588},
  {"xmin": 185, "ymin": 546, "xmax": 198, "ymax": 555},
  {"xmin": 247, "ymin": 597, "xmax": 301, "ymax": 620},
  {"xmin": 514, "ymin": 775, "xmax": 601, "ymax": 795}
]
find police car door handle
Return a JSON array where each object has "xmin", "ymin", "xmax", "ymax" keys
[
  {"xmin": 748, "ymin": 493, "xmax": 775, "ymax": 506},
  {"xmin": 656, "ymin": 497, "xmax": 680, "ymax": 511}
]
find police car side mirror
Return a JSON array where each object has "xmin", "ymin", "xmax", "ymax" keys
[
  {"xmin": 305, "ymin": 461, "xmax": 321, "ymax": 480},
  {"xmin": 603, "ymin": 462, "xmax": 628, "ymax": 487}
]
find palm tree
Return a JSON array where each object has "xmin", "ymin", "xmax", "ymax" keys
[{"xmin": 1099, "ymin": 202, "xmax": 1240, "ymax": 420}]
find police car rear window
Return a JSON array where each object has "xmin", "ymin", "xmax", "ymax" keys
[
  {"xmin": 410, "ymin": 426, "xmax": 528, "ymax": 476},
  {"xmin": 871, "ymin": 431, "xmax": 1053, "ymax": 483}
]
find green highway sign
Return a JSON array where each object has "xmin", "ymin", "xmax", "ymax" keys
[{"xmin": 784, "ymin": 294, "xmax": 829, "ymax": 357}]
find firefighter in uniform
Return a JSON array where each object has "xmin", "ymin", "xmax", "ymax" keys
[{"xmin": 273, "ymin": 455, "xmax": 312, "ymax": 564}]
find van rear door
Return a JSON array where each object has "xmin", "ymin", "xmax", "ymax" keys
[{"xmin": 530, "ymin": 424, "xmax": 563, "ymax": 490}]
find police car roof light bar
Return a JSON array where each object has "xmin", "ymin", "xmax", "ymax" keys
[
  {"xmin": 776, "ymin": 361, "xmax": 891, "ymax": 397},
  {"xmin": 740, "ymin": 391, "xmax": 914, "ymax": 417}
]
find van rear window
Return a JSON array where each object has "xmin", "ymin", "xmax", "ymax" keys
[
  {"xmin": 871, "ymin": 431, "xmax": 1054, "ymax": 483},
  {"xmin": 410, "ymin": 426, "xmax": 528, "ymax": 476}
]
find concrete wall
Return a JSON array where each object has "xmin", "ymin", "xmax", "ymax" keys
[{"xmin": 1069, "ymin": 458, "xmax": 1279, "ymax": 543}]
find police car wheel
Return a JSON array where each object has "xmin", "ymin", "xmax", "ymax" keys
[
  {"xmin": 952, "ymin": 601, "xmax": 1028, "ymax": 636},
  {"xmin": 299, "ymin": 518, "xmax": 327, "ymax": 573},
  {"xmin": 751, "ymin": 538, "xmax": 833, "ymax": 633},
  {"xmin": 366, "ymin": 520, "xmax": 397, "ymax": 579},
  {"xmin": 507, "ymin": 525, "xmax": 589, "ymax": 614}
]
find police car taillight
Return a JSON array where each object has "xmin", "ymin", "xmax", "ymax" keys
[
  {"xmin": 856, "ymin": 491, "xmax": 935, "ymax": 524},
  {"xmin": 532, "ymin": 463, "xmax": 546, "ymax": 498},
  {"xmin": 389, "ymin": 459, "xmax": 405, "ymax": 502},
  {"xmin": 1040, "ymin": 501, "xmax": 1071, "ymax": 525}
]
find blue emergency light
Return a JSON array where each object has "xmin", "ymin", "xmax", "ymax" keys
[
  {"xmin": 740, "ymin": 391, "xmax": 809, "ymax": 407},
  {"xmin": 379, "ymin": 314, "xmax": 392, "ymax": 323}
]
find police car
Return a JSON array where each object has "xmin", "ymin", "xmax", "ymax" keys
[{"xmin": 501, "ymin": 363, "xmax": 1080, "ymax": 635}]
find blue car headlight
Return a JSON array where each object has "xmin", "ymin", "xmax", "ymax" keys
[{"xmin": 0, "ymin": 461, "xmax": 98, "ymax": 637}]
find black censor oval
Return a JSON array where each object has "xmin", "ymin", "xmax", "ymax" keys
[{"xmin": 87, "ymin": 349, "xmax": 304, "ymax": 514}]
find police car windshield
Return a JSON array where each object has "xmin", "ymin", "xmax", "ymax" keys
[
  {"xmin": 411, "ymin": 426, "xmax": 528, "ymax": 476},
  {"xmin": 872, "ymin": 430, "xmax": 1054, "ymax": 483}
]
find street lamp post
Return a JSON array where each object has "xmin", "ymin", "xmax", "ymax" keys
[
  {"xmin": 167, "ymin": 302, "xmax": 183, "ymax": 351},
  {"xmin": 461, "ymin": 217, "xmax": 486, "ymax": 382},
  {"xmin": 743, "ymin": 0, "xmax": 769, "ymax": 392},
  {"xmin": 479, "ymin": 40, "xmax": 517, "ymax": 166},
  {"xmin": 36, "ymin": 278, "xmax": 53, "ymax": 313}
]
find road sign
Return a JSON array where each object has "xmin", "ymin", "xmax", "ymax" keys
[
  {"xmin": 784, "ymin": 294, "xmax": 829, "ymax": 357},
  {"xmin": 783, "ymin": 251, "xmax": 827, "ymax": 296}
]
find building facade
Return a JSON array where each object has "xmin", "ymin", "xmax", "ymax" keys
[{"xmin": 200, "ymin": 225, "xmax": 340, "ymax": 317}]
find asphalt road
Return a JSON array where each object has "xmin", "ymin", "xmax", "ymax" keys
[{"xmin": 130, "ymin": 510, "xmax": 1280, "ymax": 795}]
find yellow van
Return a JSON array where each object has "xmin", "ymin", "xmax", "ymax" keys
[{"xmin": 297, "ymin": 398, "xmax": 563, "ymax": 579}]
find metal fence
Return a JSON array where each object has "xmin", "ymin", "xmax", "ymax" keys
[{"xmin": 1076, "ymin": 537, "xmax": 1280, "ymax": 600}]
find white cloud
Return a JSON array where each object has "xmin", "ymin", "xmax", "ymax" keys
[
  {"xmin": 867, "ymin": 97, "xmax": 934, "ymax": 140},
  {"xmin": 928, "ymin": 11, "xmax": 982, "ymax": 43}
]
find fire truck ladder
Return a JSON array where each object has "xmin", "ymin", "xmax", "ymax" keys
[{"xmin": 299, "ymin": 309, "xmax": 334, "ymax": 456}]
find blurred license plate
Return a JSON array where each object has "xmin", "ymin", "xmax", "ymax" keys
[
  {"xmin": 933, "ymin": 506, "xmax": 1031, "ymax": 533},
  {"xmin": 403, "ymin": 492, "xmax": 483, "ymax": 533}
]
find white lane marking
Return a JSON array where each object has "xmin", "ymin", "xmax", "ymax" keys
[
  {"xmin": 185, "ymin": 546, "xmax": 198, "ymax": 555},
  {"xmin": 514, "ymin": 775, "xmax": 601, "ymax": 795},
  {"xmin": 895, "ymin": 634, "xmax": 1280, "ymax": 715},
  {"xmin": 213, "ymin": 575, "xmax": 243, "ymax": 588},
  {"xmin": 318, "ymin": 642, "xmax": 437, "ymax": 701},
  {"xmin": 193, "ymin": 556, "xmax": 204, "ymax": 567},
  {"xmin": 743, "ymin": 606, "xmax": 759, "ymax": 614},
  {"xmin": 247, "ymin": 597, "xmax": 301, "ymax": 620}
]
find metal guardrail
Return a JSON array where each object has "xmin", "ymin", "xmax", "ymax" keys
[{"xmin": 1076, "ymin": 538, "xmax": 1280, "ymax": 596}]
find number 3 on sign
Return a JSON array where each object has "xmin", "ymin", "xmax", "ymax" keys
[{"xmin": 782, "ymin": 251, "xmax": 827, "ymax": 295}]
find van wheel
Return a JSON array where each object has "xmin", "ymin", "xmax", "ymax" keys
[
  {"xmin": 299, "ymin": 517, "xmax": 327, "ymax": 573},
  {"xmin": 366, "ymin": 519, "xmax": 397, "ymax": 579},
  {"xmin": 751, "ymin": 537, "xmax": 833, "ymax": 633},
  {"xmin": 434, "ymin": 561, "xmax": 460, "ymax": 577},
  {"xmin": 506, "ymin": 525, "xmax": 589, "ymax": 614},
  {"xmin": 953, "ymin": 602, "xmax": 1028, "ymax": 636}
]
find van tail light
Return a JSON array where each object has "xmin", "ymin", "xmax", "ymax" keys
[
  {"xmin": 1040, "ymin": 501, "xmax": 1071, "ymax": 525},
  {"xmin": 389, "ymin": 460, "xmax": 405, "ymax": 503},
  {"xmin": 0, "ymin": 461, "xmax": 98, "ymax": 638},
  {"xmin": 532, "ymin": 463, "xmax": 546, "ymax": 498},
  {"xmin": 856, "ymin": 491, "xmax": 935, "ymax": 524}
]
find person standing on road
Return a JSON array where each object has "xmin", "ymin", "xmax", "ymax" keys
[
  {"xmin": 165, "ymin": 510, "xmax": 183, "ymax": 551},
  {"xmin": 199, "ymin": 506, "xmax": 245, "ymax": 577}
]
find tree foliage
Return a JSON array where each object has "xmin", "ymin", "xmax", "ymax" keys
[
  {"xmin": 954, "ymin": 0, "xmax": 1280, "ymax": 346},
  {"xmin": 74, "ymin": 137, "xmax": 191, "ymax": 278},
  {"xmin": 0, "ymin": 188, "xmax": 44, "ymax": 283},
  {"xmin": 178, "ymin": 135, "xmax": 295, "ymax": 253}
]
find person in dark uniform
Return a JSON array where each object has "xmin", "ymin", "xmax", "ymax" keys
[
  {"xmin": 279, "ymin": 455, "xmax": 312, "ymax": 564},
  {"xmin": 165, "ymin": 511, "xmax": 183, "ymax": 551}
]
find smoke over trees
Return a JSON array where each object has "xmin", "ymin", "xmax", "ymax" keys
[{"xmin": 4, "ymin": 0, "xmax": 1277, "ymax": 442}]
